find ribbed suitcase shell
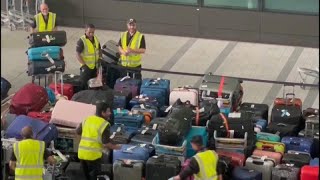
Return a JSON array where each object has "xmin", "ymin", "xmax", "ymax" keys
[
  {"xmin": 245, "ymin": 156, "xmax": 275, "ymax": 180},
  {"xmin": 113, "ymin": 160, "xmax": 143, "ymax": 180},
  {"xmin": 271, "ymin": 164, "xmax": 300, "ymax": 180}
]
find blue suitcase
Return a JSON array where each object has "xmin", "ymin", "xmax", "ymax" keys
[
  {"xmin": 1, "ymin": 77, "xmax": 11, "ymax": 100},
  {"xmin": 232, "ymin": 167, "xmax": 263, "ymax": 180},
  {"xmin": 281, "ymin": 136, "xmax": 314, "ymax": 155},
  {"xmin": 27, "ymin": 46, "xmax": 62, "ymax": 61},
  {"xmin": 140, "ymin": 78, "xmax": 170, "ymax": 106},
  {"xmin": 185, "ymin": 126, "xmax": 208, "ymax": 158},
  {"xmin": 113, "ymin": 90, "xmax": 132, "ymax": 109},
  {"xmin": 114, "ymin": 114, "xmax": 144, "ymax": 128},
  {"xmin": 5, "ymin": 115, "xmax": 58, "ymax": 146},
  {"xmin": 112, "ymin": 144, "xmax": 155, "ymax": 163},
  {"xmin": 310, "ymin": 158, "xmax": 319, "ymax": 166},
  {"xmin": 254, "ymin": 119, "xmax": 267, "ymax": 132},
  {"xmin": 129, "ymin": 95, "xmax": 160, "ymax": 109}
]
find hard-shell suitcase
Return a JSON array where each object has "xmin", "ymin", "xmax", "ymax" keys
[
  {"xmin": 130, "ymin": 126, "xmax": 158, "ymax": 145},
  {"xmin": 101, "ymin": 40, "xmax": 120, "ymax": 63},
  {"xmin": 282, "ymin": 151, "xmax": 311, "ymax": 168},
  {"xmin": 185, "ymin": 126, "xmax": 208, "ymax": 158},
  {"xmin": 254, "ymin": 119, "xmax": 267, "ymax": 133},
  {"xmin": 71, "ymin": 89, "xmax": 114, "ymax": 106},
  {"xmin": 50, "ymin": 100, "xmax": 96, "ymax": 128},
  {"xmin": 113, "ymin": 144, "xmax": 154, "ymax": 163},
  {"xmin": 27, "ymin": 60, "xmax": 65, "ymax": 76},
  {"xmin": 129, "ymin": 95, "xmax": 160, "ymax": 109},
  {"xmin": 169, "ymin": 87, "xmax": 198, "ymax": 106},
  {"xmin": 301, "ymin": 165, "xmax": 319, "ymax": 180},
  {"xmin": 256, "ymin": 132, "xmax": 281, "ymax": 142},
  {"xmin": 9, "ymin": 83, "xmax": 48, "ymax": 115},
  {"xmin": 114, "ymin": 76, "xmax": 141, "ymax": 98},
  {"xmin": 27, "ymin": 111, "xmax": 52, "ymax": 123},
  {"xmin": 114, "ymin": 113, "xmax": 144, "ymax": 129},
  {"xmin": 232, "ymin": 166, "xmax": 262, "ymax": 180},
  {"xmin": 271, "ymin": 104, "xmax": 303, "ymax": 128},
  {"xmin": 214, "ymin": 130, "xmax": 248, "ymax": 155},
  {"xmin": 274, "ymin": 85, "xmax": 302, "ymax": 110},
  {"xmin": 113, "ymin": 160, "xmax": 143, "ymax": 180},
  {"xmin": 245, "ymin": 156, "xmax": 276, "ymax": 180},
  {"xmin": 62, "ymin": 74, "xmax": 82, "ymax": 93},
  {"xmin": 110, "ymin": 124, "xmax": 138, "ymax": 144},
  {"xmin": 252, "ymin": 149, "xmax": 282, "ymax": 165},
  {"xmin": 216, "ymin": 150, "xmax": 245, "ymax": 167},
  {"xmin": 310, "ymin": 158, "xmax": 319, "ymax": 166},
  {"xmin": 140, "ymin": 78, "xmax": 170, "ymax": 107},
  {"xmin": 5, "ymin": 115, "xmax": 58, "ymax": 145},
  {"xmin": 255, "ymin": 140, "xmax": 285, "ymax": 154},
  {"xmin": 281, "ymin": 136, "xmax": 314, "ymax": 155},
  {"xmin": 1, "ymin": 77, "xmax": 11, "ymax": 100},
  {"xmin": 240, "ymin": 102, "xmax": 269, "ymax": 121},
  {"xmin": 271, "ymin": 164, "xmax": 300, "ymax": 180},
  {"xmin": 28, "ymin": 31, "xmax": 67, "ymax": 47},
  {"xmin": 27, "ymin": 46, "xmax": 63, "ymax": 61},
  {"xmin": 49, "ymin": 72, "xmax": 74, "ymax": 100},
  {"xmin": 266, "ymin": 122, "xmax": 300, "ymax": 138},
  {"xmin": 54, "ymin": 126, "xmax": 80, "ymax": 153},
  {"xmin": 304, "ymin": 115, "xmax": 319, "ymax": 137},
  {"xmin": 113, "ymin": 90, "xmax": 132, "ymax": 109},
  {"xmin": 146, "ymin": 155, "xmax": 181, "ymax": 180}
]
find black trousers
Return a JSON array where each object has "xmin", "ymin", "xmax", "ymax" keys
[
  {"xmin": 119, "ymin": 65, "xmax": 142, "ymax": 80},
  {"xmin": 80, "ymin": 158, "xmax": 101, "ymax": 180},
  {"xmin": 80, "ymin": 66, "xmax": 97, "ymax": 90}
]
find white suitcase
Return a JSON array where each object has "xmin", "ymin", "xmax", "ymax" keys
[{"xmin": 169, "ymin": 87, "xmax": 198, "ymax": 106}]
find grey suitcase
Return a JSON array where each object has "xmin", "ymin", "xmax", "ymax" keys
[
  {"xmin": 305, "ymin": 115, "xmax": 319, "ymax": 137},
  {"xmin": 271, "ymin": 164, "xmax": 300, "ymax": 180},
  {"xmin": 245, "ymin": 155, "xmax": 276, "ymax": 180},
  {"xmin": 113, "ymin": 159, "xmax": 143, "ymax": 180}
]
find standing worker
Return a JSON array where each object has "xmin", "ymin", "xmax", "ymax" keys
[
  {"xmin": 172, "ymin": 136, "xmax": 222, "ymax": 180},
  {"xmin": 9, "ymin": 126, "xmax": 56, "ymax": 180},
  {"xmin": 76, "ymin": 101, "xmax": 121, "ymax": 180},
  {"xmin": 76, "ymin": 24, "xmax": 102, "ymax": 90},
  {"xmin": 31, "ymin": 3, "xmax": 57, "ymax": 33},
  {"xmin": 118, "ymin": 18, "xmax": 146, "ymax": 80}
]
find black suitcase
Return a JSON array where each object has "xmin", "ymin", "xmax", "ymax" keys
[
  {"xmin": 195, "ymin": 99, "xmax": 220, "ymax": 126},
  {"xmin": 145, "ymin": 155, "xmax": 181, "ymax": 180},
  {"xmin": 101, "ymin": 61, "xmax": 121, "ymax": 89},
  {"xmin": 271, "ymin": 104, "xmax": 303, "ymax": 129},
  {"xmin": 28, "ymin": 31, "xmax": 67, "ymax": 47},
  {"xmin": 71, "ymin": 89, "xmax": 114, "ymax": 106},
  {"xmin": 266, "ymin": 122, "xmax": 300, "ymax": 138},
  {"xmin": 101, "ymin": 40, "xmax": 120, "ymax": 63},
  {"xmin": 62, "ymin": 74, "xmax": 82, "ymax": 93},
  {"xmin": 240, "ymin": 102, "xmax": 269, "ymax": 121},
  {"xmin": 282, "ymin": 151, "xmax": 311, "ymax": 168},
  {"xmin": 27, "ymin": 60, "xmax": 65, "ymax": 76},
  {"xmin": 131, "ymin": 127, "xmax": 158, "ymax": 145}
]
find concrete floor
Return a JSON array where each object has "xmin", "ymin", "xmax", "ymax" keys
[{"xmin": 1, "ymin": 26, "xmax": 318, "ymax": 109}]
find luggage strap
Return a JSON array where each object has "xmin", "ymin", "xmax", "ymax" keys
[
  {"xmin": 219, "ymin": 113, "xmax": 230, "ymax": 138},
  {"xmin": 195, "ymin": 107, "xmax": 200, "ymax": 126},
  {"xmin": 218, "ymin": 76, "xmax": 225, "ymax": 98}
]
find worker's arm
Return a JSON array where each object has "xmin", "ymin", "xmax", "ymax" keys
[
  {"xmin": 127, "ymin": 35, "xmax": 146, "ymax": 54},
  {"xmin": 30, "ymin": 18, "xmax": 37, "ymax": 33},
  {"xmin": 76, "ymin": 39, "xmax": 86, "ymax": 66},
  {"xmin": 174, "ymin": 157, "xmax": 199, "ymax": 180},
  {"xmin": 102, "ymin": 126, "xmax": 121, "ymax": 150},
  {"xmin": 9, "ymin": 148, "xmax": 17, "ymax": 171},
  {"xmin": 104, "ymin": 143, "xmax": 121, "ymax": 150}
]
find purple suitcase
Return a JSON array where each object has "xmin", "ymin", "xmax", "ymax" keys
[
  {"xmin": 114, "ymin": 76, "xmax": 142, "ymax": 98},
  {"xmin": 281, "ymin": 136, "xmax": 314, "ymax": 155}
]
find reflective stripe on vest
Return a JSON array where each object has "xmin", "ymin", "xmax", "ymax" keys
[
  {"xmin": 80, "ymin": 35, "xmax": 100, "ymax": 69},
  {"xmin": 35, "ymin": 12, "xmax": 56, "ymax": 32},
  {"xmin": 120, "ymin": 31, "xmax": 143, "ymax": 67},
  {"xmin": 194, "ymin": 150, "xmax": 218, "ymax": 180},
  {"xmin": 13, "ymin": 139, "xmax": 45, "ymax": 180},
  {"xmin": 78, "ymin": 116, "xmax": 109, "ymax": 160}
]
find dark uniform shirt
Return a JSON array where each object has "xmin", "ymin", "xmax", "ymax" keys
[
  {"xmin": 30, "ymin": 13, "xmax": 58, "ymax": 29},
  {"xmin": 76, "ymin": 34, "xmax": 101, "ymax": 54},
  {"xmin": 118, "ymin": 32, "xmax": 146, "ymax": 49},
  {"xmin": 75, "ymin": 122, "xmax": 110, "ymax": 144}
]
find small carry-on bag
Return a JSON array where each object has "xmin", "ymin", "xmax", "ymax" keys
[
  {"xmin": 274, "ymin": 85, "xmax": 302, "ymax": 110},
  {"xmin": 101, "ymin": 40, "xmax": 120, "ymax": 63},
  {"xmin": 114, "ymin": 113, "xmax": 144, "ymax": 129},
  {"xmin": 216, "ymin": 150, "xmax": 245, "ymax": 167},
  {"xmin": 256, "ymin": 132, "xmax": 281, "ymax": 142},
  {"xmin": 245, "ymin": 156, "xmax": 276, "ymax": 180},
  {"xmin": 255, "ymin": 140, "xmax": 285, "ymax": 154},
  {"xmin": 49, "ymin": 71, "xmax": 74, "ymax": 100},
  {"xmin": 169, "ymin": 87, "xmax": 199, "ymax": 106},
  {"xmin": 110, "ymin": 124, "xmax": 138, "ymax": 144},
  {"xmin": 28, "ymin": 31, "xmax": 67, "ymax": 47},
  {"xmin": 252, "ymin": 149, "xmax": 282, "ymax": 165},
  {"xmin": 27, "ymin": 60, "xmax": 66, "ymax": 76},
  {"xmin": 113, "ymin": 144, "xmax": 155, "ymax": 163},
  {"xmin": 27, "ymin": 46, "xmax": 63, "ymax": 61}
]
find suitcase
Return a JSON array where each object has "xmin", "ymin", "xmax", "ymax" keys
[
  {"xmin": 169, "ymin": 87, "xmax": 198, "ymax": 106},
  {"xmin": 28, "ymin": 31, "xmax": 67, "ymax": 47},
  {"xmin": 245, "ymin": 156, "xmax": 276, "ymax": 180},
  {"xmin": 301, "ymin": 165, "xmax": 319, "ymax": 180},
  {"xmin": 218, "ymin": 155, "xmax": 234, "ymax": 180},
  {"xmin": 71, "ymin": 89, "xmax": 114, "ymax": 106},
  {"xmin": 114, "ymin": 113, "xmax": 144, "ymax": 129},
  {"xmin": 5, "ymin": 115, "xmax": 58, "ymax": 145},
  {"xmin": 232, "ymin": 167, "xmax": 263, "ymax": 180},
  {"xmin": 110, "ymin": 124, "xmax": 138, "ymax": 144},
  {"xmin": 194, "ymin": 99, "xmax": 220, "ymax": 126},
  {"xmin": 271, "ymin": 104, "xmax": 303, "ymax": 128},
  {"xmin": 214, "ymin": 131, "xmax": 248, "ymax": 155},
  {"xmin": 9, "ymin": 83, "xmax": 48, "ymax": 115},
  {"xmin": 140, "ymin": 78, "xmax": 170, "ymax": 107},
  {"xmin": 54, "ymin": 126, "xmax": 80, "ymax": 153},
  {"xmin": 310, "ymin": 158, "xmax": 319, "ymax": 166},
  {"xmin": 113, "ymin": 144, "xmax": 154, "ymax": 163},
  {"xmin": 131, "ymin": 104, "xmax": 158, "ymax": 122},
  {"xmin": 1, "ymin": 77, "xmax": 11, "ymax": 100},
  {"xmin": 62, "ymin": 74, "xmax": 82, "ymax": 93},
  {"xmin": 129, "ymin": 95, "xmax": 160, "ymax": 109},
  {"xmin": 271, "ymin": 164, "xmax": 300, "ymax": 180},
  {"xmin": 130, "ymin": 126, "xmax": 158, "ymax": 145},
  {"xmin": 45, "ymin": 87, "xmax": 56, "ymax": 104},
  {"xmin": 282, "ymin": 151, "xmax": 311, "ymax": 168},
  {"xmin": 114, "ymin": 76, "xmax": 141, "ymax": 98},
  {"xmin": 216, "ymin": 150, "xmax": 245, "ymax": 167},
  {"xmin": 304, "ymin": 115, "xmax": 319, "ymax": 137},
  {"xmin": 27, "ymin": 111, "xmax": 52, "ymax": 123},
  {"xmin": 1, "ymin": 112, "xmax": 16, "ymax": 131},
  {"xmin": 113, "ymin": 109, "xmax": 130, "ymax": 116},
  {"xmin": 303, "ymin": 108, "xmax": 319, "ymax": 117},
  {"xmin": 101, "ymin": 60, "xmax": 121, "ymax": 89},
  {"xmin": 185, "ymin": 126, "xmax": 208, "ymax": 158},
  {"xmin": 49, "ymin": 72, "xmax": 74, "ymax": 100},
  {"xmin": 113, "ymin": 90, "xmax": 132, "ymax": 109},
  {"xmin": 255, "ymin": 140, "xmax": 285, "ymax": 154},
  {"xmin": 274, "ymin": 85, "xmax": 302, "ymax": 109},
  {"xmin": 27, "ymin": 60, "xmax": 66, "ymax": 76},
  {"xmin": 50, "ymin": 100, "xmax": 96, "ymax": 128},
  {"xmin": 254, "ymin": 119, "xmax": 268, "ymax": 133},
  {"xmin": 281, "ymin": 136, "xmax": 314, "ymax": 155},
  {"xmin": 146, "ymin": 155, "xmax": 181, "ymax": 180},
  {"xmin": 252, "ymin": 149, "xmax": 282, "ymax": 165},
  {"xmin": 256, "ymin": 132, "xmax": 281, "ymax": 142},
  {"xmin": 240, "ymin": 102, "xmax": 269, "ymax": 121},
  {"xmin": 101, "ymin": 40, "xmax": 120, "ymax": 63},
  {"xmin": 266, "ymin": 122, "xmax": 300, "ymax": 138},
  {"xmin": 113, "ymin": 159, "xmax": 143, "ymax": 180},
  {"xmin": 27, "ymin": 46, "xmax": 63, "ymax": 61}
]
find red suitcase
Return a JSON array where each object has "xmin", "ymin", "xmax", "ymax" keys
[
  {"xmin": 216, "ymin": 150, "xmax": 245, "ymax": 167},
  {"xmin": 27, "ymin": 111, "xmax": 52, "ymax": 123},
  {"xmin": 9, "ymin": 83, "xmax": 48, "ymax": 115},
  {"xmin": 301, "ymin": 165, "xmax": 319, "ymax": 180},
  {"xmin": 274, "ymin": 85, "xmax": 302, "ymax": 110},
  {"xmin": 49, "ymin": 71, "xmax": 74, "ymax": 100}
]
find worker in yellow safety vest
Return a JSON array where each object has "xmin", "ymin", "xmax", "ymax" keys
[
  {"xmin": 118, "ymin": 18, "xmax": 146, "ymax": 80},
  {"xmin": 9, "ymin": 126, "xmax": 56, "ymax": 180},
  {"xmin": 76, "ymin": 101, "xmax": 121, "ymax": 180},
  {"xmin": 31, "ymin": 3, "xmax": 57, "ymax": 33},
  {"xmin": 172, "ymin": 136, "xmax": 223, "ymax": 180}
]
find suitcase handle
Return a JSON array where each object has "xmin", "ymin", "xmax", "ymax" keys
[{"xmin": 54, "ymin": 71, "xmax": 64, "ymax": 96}]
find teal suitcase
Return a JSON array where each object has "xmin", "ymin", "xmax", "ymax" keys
[{"xmin": 256, "ymin": 132, "xmax": 280, "ymax": 142}]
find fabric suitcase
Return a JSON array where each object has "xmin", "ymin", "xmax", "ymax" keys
[
  {"xmin": 169, "ymin": 87, "xmax": 198, "ymax": 106},
  {"xmin": 50, "ymin": 100, "xmax": 96, "ymax": 128},
  {"xmin": 255, "ymin": 140, "xmax": 285, "ymax": 154},
  {"xmin": 281, "ymin": 136, "xmax": 314, "ymax": 155},
  {"xmin": 114, "ymin": 76, "xmax": 141, "ymax": 98},
  {"xmin": 256, "ymin": 132, "xmax": 281, "ymax": 142},
  {"xmin": 28, "ymin": 31, "xmax": 67, "ymax": 47},
  {"xmin": 266, "ymin": 122, "xmax": 300, "ymax": 138},
  {"xmin": 5, "ymin": 115, "xmax": 58, "ymax": 145},
  {"xmin": 185, "ymin": 126, "xmax": 208, "ymax": 158},
  {"xmin": 254, "ymin": 119, "xmax": 267, "ymax": 133},
  {"xmin": 9, "ymin": 83, "xmax": 48, "ymax": 115},
  {"xmin": 131, "ymin": 127, "xmax": 158, "ymax": 145},
  {"xmin": 252, "ymin": 149, "xmax": 282, "ymax": 165},
  {"xmin": 240, "ymin": 102, "xmax": 269, "ymax": 121},
  {"xmin": 282, "ymin": 151, "xmax": 311, "ymax": 168},
  {"xmin": 129, "ymin": 95, "xmax": 160, "ymax": 109},
  {"xmin": 101, "ymin": 40, "xmax": 120, "ymax": 63},
  {"xmin": 271, "ymin": 104, "xmax": 303, "ymax": 128},
  {"xmin": 131, "ymin": 104, "xmax": 158, "ymax": 122},
  {"xmin": 27, "ymin": 111, "xmax": 52, "ymax": 123},
  {"xmin": 232, "ymin": 167, "xmax": 262, "ymax": 180},
  {"xmin": 113, "ymin": 90, "xmax": 132, "ymax": 109},
  {"xmin": 113, "ymin": 159, "xmax": 143, "ymax": 180},
  {"xmin": 301, "ymin": 165, "xmax": 319, "ymax": 180},
  {"xmin": 110, "ymin": 124, "xmax": 138, "ymax": 144},
  {"xmin": 62, "ymin": 74, "xmax": 82, "ymax": 93},
  {"xmin": 27, "ymin": 60, "xmax": 65, "ymax": 76},
  {"xmin": 146, "ymin": 155, "xmax": 181, "ymax": 180},
  {"xmin": 71, "ymin": 89, "xmax": 114, "ymax": 106},
  {"xmin": 271, "ymin": 164, "xmax": 300, "ymax": 180},
  {"xmin": 1, "ymin": 77, "xmax": 11, "ymax": 100},
  {"xmin": 27, "ymin": 46, "xmax": 63, "ymax": 61},
  {"xmin": 310, "ymin": 158, "xmax": 319, "ymax": 166},
  {"xmin": 245, "ymin": 156, "xmax": 275, "ymax": 180},
  {"xmin": 140, "ymin": 78, "xmax": 170, "ymax": 106},
  {"xmin": 113, "ymin": 144, "xmax": 154, "ymax": 163},
  {"xmin": 217, "ymin": 150, "xmax": 245, "ymax": 167},
  {"xmin": 114, "ymin": 113, "xmax": 144, "ymax": 129},
  {"xmin": 194, "ymin": 99, "xmax": 220, "ymax": 126}
]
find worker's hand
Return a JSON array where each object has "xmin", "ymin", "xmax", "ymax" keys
[{"xmin": 115, "ymin": 144, "xmax": 122, "ymax": 150}]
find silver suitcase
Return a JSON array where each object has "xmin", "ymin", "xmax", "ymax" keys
[{"xmin": 245, "ymin": 155, "xmax": 276, "ymax": 180}]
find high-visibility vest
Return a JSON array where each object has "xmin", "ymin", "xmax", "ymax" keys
[
  {"xmin": 13, "ymin": 139, "xmax": 45, "ymax": 180},
  {"xmin": 34, "ymin": 12, "xmax": 56, "ymax": 32},
  {"xmin": 80, "ymin": 35, "xmax": 100, "ymax": 69},
  {"xmin": 78, "ymin": 115, "xmax": 110, "ymax": 160},
  {"xmin": 194, "ymin": 150, "xmax": 218, "ymax": 180},
  {"xmin": 120, "ymin": 31, "xmax": 143, "ymax": 67}
]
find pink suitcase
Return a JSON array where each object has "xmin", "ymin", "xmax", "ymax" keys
[
  {"xmin": 252, "ymin": 149, "xmax": 282, "ymax": 165},
  {"xmin": 50, "ymin": 100, "xmax": 96, "ymax": 128},
  {"xmin": 169, "ymin": 87, "xmax": 198, "ymax": 106}
]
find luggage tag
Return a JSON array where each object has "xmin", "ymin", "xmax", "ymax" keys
[
  {"xmin": 281, "ymin": 110, "xmax": 290, "ymax": 117},
  {"xmin": 110, "ymin": 132, "xmax": 116, "ymax": 139},
  {"xmin": 141, "ymin": 127, "xmax": 149, "ymax": 134},
  {"xmin": 228, "ymin": 112, "xmax": 241, "ymax": 118},
  {"xmin": 117, "ymin": 127, "xmax": 122, "ymax": 132},
  {"xmin": 250, "ymin": 104, "xmax": 255, "ymax": 108},
  {"xmin": 139, "ymin": 144, "xmax": 146, "ymax": 148},
  {"xmin": 165, "ymin": 105, "xmax": 173, "ymax": 113},
  {"xmin": 140, "ymin": 104, "xmax": 146, "ymax": 109},
  {"xmin": 117, "ymin": 108, "xmax": 121, "ymax": 114},
  {"xmin": 152, "ymin": 124, "xmax": 158, "ymax": 130}
]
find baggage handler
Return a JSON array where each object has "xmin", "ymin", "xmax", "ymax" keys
[
  {"xmin": 9, "ymin": 126, "xmax": 57, "ymax": 180},
  {"xmin": 76, "ymin": 24, "xmax": 102, "ymax": 90},
  {"xmin": 76, "ymin": 101, "xmax": 121, "ymax": 180},
  {"xmin": 118, "ymin": 18, "xmax": 146, "ymax": 80},
  {"xmin": 172, "ymin": 136, "xmax": 223, "ymax": 180},
  {"xmin": 31, "ymin": 3, "xmax": 58, "ymax": 33}
]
